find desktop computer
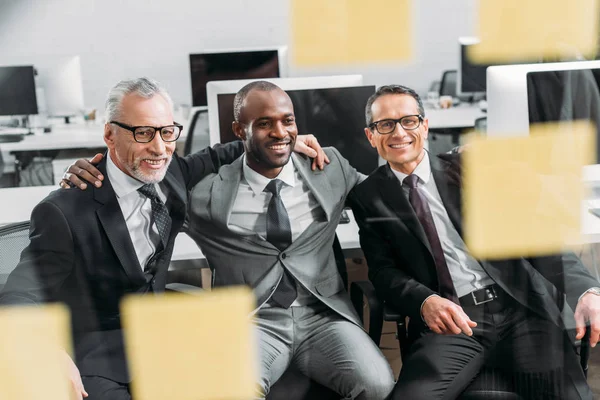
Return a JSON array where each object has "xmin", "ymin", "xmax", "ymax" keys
[{"xmin": 0, "ymin": 65, "xmax": 38, "ymax": 117}]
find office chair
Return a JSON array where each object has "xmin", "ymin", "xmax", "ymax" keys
[
  {"xmin": 0, "ymin": 221, "xmax": 30, "ymax": 290},
  {"xmin": 439, "ymin": 70, "xmax": 458, "ymax": 98},
  {"xmin": 167, "ymin": 236, "xmax": 351, "ymax": 400},
  {"xmin": 183, "ymin": 107, "xmax": 209, "ymax": 156},
  {"xmin": 350, "ymin": 280, "xmax": 592, "ymax": 400}
]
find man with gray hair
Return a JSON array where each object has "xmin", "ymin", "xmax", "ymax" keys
[{"xmin": 0, "ymin": 77, "xmax": 270, "ymax": 399}]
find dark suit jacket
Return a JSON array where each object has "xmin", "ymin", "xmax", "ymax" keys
[
  {"xmin": 0, "ymin": 142, "xmax": 243, "ymax": 383},
  {"xmin": 348, "ymin": 152, "xmax": 599, "ymax": 343}
]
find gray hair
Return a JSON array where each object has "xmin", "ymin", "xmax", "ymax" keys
[
  {"xmin": 233, "ymin": 80, "xmax": 281, "ymax": 122},
  {"xmin": 104, "ymin": 77, "xmax": 173, "ymax": 122},
  {"xmin": 365, "ymin": 85, "xmax": 425, "ymax": 127}
]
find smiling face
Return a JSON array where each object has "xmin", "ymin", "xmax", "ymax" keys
[
  {"xmin": 365, "ymin": 94, "xmax": 429, "ymax": 175},
  {"xmin": 232, "ymin": 88, "xmax": 297, "ymax": 178},
  {"xmin": 104, "ymin": 93, "xmax": 175, "ymax": 183}
]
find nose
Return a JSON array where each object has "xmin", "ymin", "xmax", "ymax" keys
[
  {"xmin": 270, "ymin": 121, "xmax": 287, "ymax": 139},
  {"xmin": 390, "ymin": 121, "xmax": 408, "ymax": 137},
  {"xmin": 147, "ymin": 130, "xmax": 167, "ymax": 154}
]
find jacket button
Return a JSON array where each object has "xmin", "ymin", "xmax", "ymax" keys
[{"xmin": 281, "ymin": 253, "xmax": 287, "ymax": 259}]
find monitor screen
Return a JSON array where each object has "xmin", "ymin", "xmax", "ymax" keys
[
  {"xmin": 36, "ymin": 55, "xmax": 85, "ymax": 118},
  {"xmin": 0, "ymin": 66, "xmax": 38, "ymax": 116},
  {"xmin": 527, "ymin": 67, "xmax": 600, "ymax": 161},
  {"xmin": 216, "ymin": 85, "xmax": 377, "ymax": 175},
  {"xmin": 190, "ymin": 49, "xmax": 282, "ymax": 106},
  {"xmin": 459, "ymin": 43, "xmax": 490, "ymax": 94}
]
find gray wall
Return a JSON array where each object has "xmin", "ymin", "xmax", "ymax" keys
[{"xmin": 0, "ymin": 0, "xmax": 476, "ymax": 112}]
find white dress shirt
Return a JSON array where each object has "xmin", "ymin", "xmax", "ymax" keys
[
  {"xmin": 228, "ymin": 155, "xmax": 326, "ymax": 306},
  {"xmin": 106, "ymin": 154, "xmax": 166, "ymax": 270},
  {"xmin": 391, "ymin": 151, "xmax": 495, "ymax": 298}
]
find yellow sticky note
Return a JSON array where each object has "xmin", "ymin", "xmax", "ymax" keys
[
  {"xmin": 291, "ymin": 0, "xmax": 413, "ymax": 66},
  {"xmin": 0, "ymin": 304, "xmax": 72, "ymax": 399},
  {"xmin": 469, "ymin": 0, "xmax": 599, "ymax": 63},
  {"xmin": 121, "ymin": 287, "xmax": 257, "ymax": 400},
  {"xmin": 463, "ymin": 121, "xmax": 595, "ymax": 259}
]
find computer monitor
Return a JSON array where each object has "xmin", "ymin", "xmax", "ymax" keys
[
  {"xmin": 486, "ymin": 60, "xmax": 600, "ymax": 138},
  {"xmin": 206, "ymin": 75, "xmax": 379, "ymax": 175},
  {"xmin": 189, "ymin": 47, "xmax": 288, "ymax": 107},
  {"xmin": 35, "ymin": 56, "xmax": 85, "ymax": 122},
  {"xmin": 0, "ymin": 65, "xmax": 38, "ymax": 117}
]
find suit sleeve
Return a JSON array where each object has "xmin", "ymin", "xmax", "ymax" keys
[
  {"xmin": 529, "ymin": 252, "xmax": 599, "ymax": 311},
  {"xmin": 348, "ymin": 190, "xmax": 436, "ymax": 320},
  {"xmin": 176, "ymin": 141, "xmax": 245, "ymax": 190},
  {"xmin": 0, "ymin": 201, "xmax": 75, "ymax": 306},
  {"xmin": 326, "ymin": 147, "xmax": 366, "ymax": 195}
]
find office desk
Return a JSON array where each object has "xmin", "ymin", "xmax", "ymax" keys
[
  {"xmin": 425, "ymin": 104, "xmax": 486, "ymax": 130},
  {"xmin": 0, "ymin": 185, "xmax": 362, "ymax": 261}
]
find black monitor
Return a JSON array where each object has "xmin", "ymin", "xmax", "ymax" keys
[
  {"xmin": 216, "ymin": 85, "xmax": 378, "ymax": 175},
  {"xmin": 0, "ymin": 66, "xmax": 38, "ymax": 116},
  {"xmin": 527, "ymin": 67, "xmax": 600, "ymax": 162},
  {"xmin": 190, "ymin": 49, "xmax": 285, "ymax": 107}
]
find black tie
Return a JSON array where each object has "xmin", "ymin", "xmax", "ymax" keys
[
  {"xmin": 404, "ymin": 174, "xmax": 458, "ymax": 303},
  {"xmin": 138, "ymin": 184, "xmax": 172, "ymax": 249},
  {"xmin": 264, "ymin": 179, "xmax": 297, "ymax": 308}
]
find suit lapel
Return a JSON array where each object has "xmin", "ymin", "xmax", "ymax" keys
[
  {"xmin": 378, "ymin": 165, "xmax": 432, "ymax": 254},
  {"xmin": 292, "ymin": 153, "xmax": 336, "ymax": 221},
  {"xmin": 163, "ymin": 168, "xmax": 187, "ymax": 225},
  {"xmin": 209, "ymin": 157, "xmax": 276, "ymax": 251},
  {"xmin": 94, "ymin": 158, "xmax": 146, "ymax": 285},
  {"xmin": 430, "ymin": 154, "xmax": 463, "ymax": 237}
]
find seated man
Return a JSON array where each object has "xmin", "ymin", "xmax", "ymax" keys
[
  {"xmin": 348, "ymin": 84, "xmax": 600, "ymax": 400},
  {"xmin": 183, "ymin": 81, "xmax": 395, "ymax": 399},
  {"xmin": 0, "ymin": 77, "xmax": 322, "ymax": 400}
]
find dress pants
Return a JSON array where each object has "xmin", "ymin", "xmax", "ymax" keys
[
  {"xmin": 81, "ymin": 375, "xmax": 131, "ymax": 400},
  {"xmin": 391, "ymin": 289, "xmax": 593, "ymax": 400},
  {"xmin": 254, "ymin": 302, "xmax": 395, "ymax": 400}
]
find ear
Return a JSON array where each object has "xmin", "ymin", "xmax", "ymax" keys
[
  {"xmin": 104, "ymin": 123, "xmax": 115, "ymax": 150},
  {"xmin": 422, "ymin": 118, "xmax": 429, "ymax": 140},
  {"xmin": 364, "ymin": 127, "xmax": 376, "ymax": 148},
  {"xmin": 232, "ymin": 121, "xmax": 246, "ymax": 141}
]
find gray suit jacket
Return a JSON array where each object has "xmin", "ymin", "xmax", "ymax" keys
[{"xmin": 187, "ymin": 147, "xmax": 362, "ymax": 326}]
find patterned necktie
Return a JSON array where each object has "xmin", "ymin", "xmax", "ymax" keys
[
  {"xmin": 264, "ymin": 179, "xmax": 297, "ymax": 308},
  {"xmin": 138, "ymin": 184, "xmax": 172, "ymax": 249},
  {"xmin": 404, "ymin": 174, "xmax": 459, "ymax": 303}
]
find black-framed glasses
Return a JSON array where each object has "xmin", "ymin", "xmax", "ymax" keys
[
  {"xmin": 369, "ymin": 115, "xmax": 423, "ymax": 134},
  {"xmin": 110, "ymin": 121, "xmax": 183, "ymax": 143}
]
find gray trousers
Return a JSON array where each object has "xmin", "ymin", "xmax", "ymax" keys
[{"xmin": 254, "ymin": 302, "xmax": 395, "ymax": 400}]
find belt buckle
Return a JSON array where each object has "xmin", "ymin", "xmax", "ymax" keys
[{"xmin": 471, "ymin": 286, "xmax": 496, "ymax": 305}]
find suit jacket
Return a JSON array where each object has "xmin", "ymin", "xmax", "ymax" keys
[
  {"xmin": 186, "ymin": 148, "xmax": 362, "ymax": 326},
  {"xmin": 0, "ymin": 141, "xmax": 244, "ymax": 383},
  {"xmin": 348, "ymin": 152, "xmax": 599, "ymax": 343}
]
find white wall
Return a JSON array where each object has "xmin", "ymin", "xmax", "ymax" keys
[{"xmin": 0, "ymin": 0, "xmax": 476, "ymax": 113}]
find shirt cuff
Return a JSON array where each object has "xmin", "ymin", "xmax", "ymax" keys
[
  {"xmin": 579, "ymin": 287, "xmax": 600, "ymax": 303},
  {"xmin": 420, "ymin": 294, "xmax": 441, "ymax": 322}
]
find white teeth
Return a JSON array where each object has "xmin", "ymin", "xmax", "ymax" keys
[
  {"xmin": 269, "ymin": 144, "xmax": 288, "ymax": 150},
  {"xmin": 144, "ymin": 159, "xmax": 163, "ymax": 165},
  {"xmin": 390, "ymin": 143, "xmax": 411, "ymax": 149}
]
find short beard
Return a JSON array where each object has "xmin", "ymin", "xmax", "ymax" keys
[{"xmin": 120, "ymin": 154, "xmax": 172, "ymax": 184}]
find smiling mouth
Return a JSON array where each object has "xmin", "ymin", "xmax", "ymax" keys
[
  {"xmin": 267, "ymin": 143, "xmax": 290, "ymax": 150},
  {"xmin": 389, "ymin": 142, "xmax": 413, "ymax": 149}
]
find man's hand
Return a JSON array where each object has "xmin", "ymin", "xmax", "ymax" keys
[
  {"xmin": 60, "ymin": 153, "xmax": 104, "ymax": 190},
  {"xmin": 295, "ymin": 134, "xmax": 330, "ymax": 171},
  {"xmin": 575, "ymin": 291, "xmax": 600, "ymax": 347},
  {"xmin": 421, "ymin": 295, "xmax": 477, "ymax": 336},
  {"xmin": 61, "ymin": 351, "xmax": 88, "ymax": 399}
]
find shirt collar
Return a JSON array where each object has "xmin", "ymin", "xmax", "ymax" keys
[
  {"xmin": 106, "ymin": 152, "xmax": 146, "ymax": 199},
  {"xmin": 390, "ymin": 150, "xmax": 431, "ymax": 186},
  {"xmin": 242, "ymin": 154, "xmax": 296, "ymax": 196}
]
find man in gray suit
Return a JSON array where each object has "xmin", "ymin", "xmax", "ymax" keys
[{"xmin": 186, "ymin": 81, "xmax": 394, "ymax": 399}]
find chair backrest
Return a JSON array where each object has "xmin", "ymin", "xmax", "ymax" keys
[
  {"xmin": 183, "ymin": 107, "xmax": 209, "ymax": 156},
  {"xmin": 0, "ymin": 221, "xmax": 30, "ymax": 288},
  {"xmin": 439, "ymin": 70, "xmax": 458, "ymax": 98}
]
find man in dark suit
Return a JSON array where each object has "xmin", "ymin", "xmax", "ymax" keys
[
  {"xmin": 0, "ymin": 77, "xmax": 248, "ymax": 400},
  {"xmin": 348, "ymin": 84, "xmax": 600, "ymax": 399}
]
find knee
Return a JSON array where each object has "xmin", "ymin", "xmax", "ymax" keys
[{"xmin": 353, "ymin": 361, "xmax": 395, "ymax": 400}]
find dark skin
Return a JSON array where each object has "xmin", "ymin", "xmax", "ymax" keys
[{"xmin": 233, "ymin": 88, "xmax": 301, "ymax": 179}]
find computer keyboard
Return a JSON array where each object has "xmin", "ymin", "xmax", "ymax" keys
[{"xmin": 0, "ymin": 133, "xmax": 25, "ymax": 143}]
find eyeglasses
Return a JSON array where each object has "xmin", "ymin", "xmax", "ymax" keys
[
  {"xmin": 369, "ymin": 115, "xmax": 423, "ymax": 135},
  {"xmin": 110, "ymin": 121, "xmax": 183, "ymax": 143}
]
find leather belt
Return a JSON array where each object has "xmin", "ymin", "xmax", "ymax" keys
[{"xmin": 459, "ymin": 284, "xmax": 500, "ymax": 307}]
